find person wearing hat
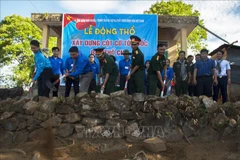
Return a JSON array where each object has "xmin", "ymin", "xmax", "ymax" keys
[
  {"xmin": 118, "ymin": 49, "xmax": 131, "ymax": 92},
  {"xmin": 94, "ymin": 47, "xmax": 118, "ymax": 95},
  {"xmin": 126, "ymin": 35, "xmax": 145, "ymax": 94},
  {"xmin": 65, "ymin": 46, "xmax": 93, "ymax": 96},
  {"xmin": 147, "ymin": 43, "xmax": 167, "ymax": 95},
  {"xmin": 30, "ymin": 40, "xmax": 53, "ymax": 97}
]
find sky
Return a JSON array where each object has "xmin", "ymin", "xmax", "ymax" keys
[{"xmin": 1, "ymin": 0, "xmax": 240, "ymax": 86}]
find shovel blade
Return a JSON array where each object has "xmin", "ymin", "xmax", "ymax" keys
[{"xmin": 46, "ymin": 80, "xmax": 57, "ymax": 91}]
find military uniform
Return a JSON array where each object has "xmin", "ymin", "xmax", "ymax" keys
[
  {"xmin": 94, "ymin": 47, "xmax": 118, "ymax": 95},
  {"xmin": 173, "ymin": 60, "xmax": 190, "ymax": 96},
  {"xmin": 128, "ymin": 35, "xmax": 145, "ymax": 94},
  {"xmin": 148, "ymin": 53, "xmax": 166, "ymax": 95}
]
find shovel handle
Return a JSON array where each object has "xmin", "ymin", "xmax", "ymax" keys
[
  {"xmin": 53, "ymin": 75, "xmax": 66, "ymax": 85},
  {"xmin": 124, "ymin": 70, "xmax": 131, "ymax": 91},
  {"xmin": 160, "ymin": 80, "xmax": 166, "ymax": 97}
]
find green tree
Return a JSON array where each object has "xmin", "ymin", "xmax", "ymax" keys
[
  {"xmin": 144, "ymin": 0, "xmax": 207, "ymax": 53},
  {"xmin": 0, "ymin": 15, "xmax": 57, "ymax": 87}
]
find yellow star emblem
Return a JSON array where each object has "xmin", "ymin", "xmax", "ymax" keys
[
  {"xmin": 135, "ymin": 50, "xmax": 138, "ymax": 54},
  {"xmin": 67, "ymin": 15, "xmax": 71, "ymax": 21}
]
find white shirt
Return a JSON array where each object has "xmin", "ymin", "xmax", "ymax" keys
[{"xmin": 215, "ymin": 59, "xmax": 231, "ymax": 76}]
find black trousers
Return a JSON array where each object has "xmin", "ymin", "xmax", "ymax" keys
[
  {"xmin": 188, "ymin": 85, "xmax": 194, "ymax": 97},
  {"xmin": 196, "ymin": 76, "xmax": 213, "ymax": 97},
  {"xmin": 65, "ymin": 77, "xmax": 79, "ymax": 97},
  {"xmin": 88, "ymin": 79, "xmax": 96, "ymax": 93},
  {"xmin": 120, "ymin": 75, "xmax": 130, "ymax": 93},
  {"xmin": 51, "ymin": 74, "xmax": 60, "ymax": 97},
  {"xmin": 213, "ymin": 76, "xmax": 228, "ymax": 103},
  {"xmin": 175, "ymin": 79, "xmax": 188, "ymax": 97},
  {"xmin": 37, "ymin": 68, "xmax": 53, "ymax": 97},
  {"xmin": 128, "ymin": 70, "xmax": 145, "ymax": 95}
]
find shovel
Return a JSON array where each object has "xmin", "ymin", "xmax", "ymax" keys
[
  {"xmin": 160, "ymin": 79, "xmax": 166, "ymax": 98},
  {"xmin": 124, "ymin": 70, "xmax": 131, "ymax": 94},
  {"xmin": 46, "ymin": 75, "xmax": 66, "ymax": 91}
]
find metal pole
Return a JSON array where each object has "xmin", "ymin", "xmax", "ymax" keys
[{"xmin": 197, "ymin": 23, "xmax": 230, "ymax": 44}]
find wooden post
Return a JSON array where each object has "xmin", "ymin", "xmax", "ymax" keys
[
  {"xmin": 57, "ymin": 36, "xmax": 62, "ymax": 57},
  {"xmin": 180, "ymin": 28, "xmax": 187, "ymax": 55},
  {"xmin": 42, "ymin": 24, "xmax": 50, "ymax": 49}
]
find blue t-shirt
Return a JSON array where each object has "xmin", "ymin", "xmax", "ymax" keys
[
  {"xmin": 91, "ymin": 62, "xmax": 100, "ymax": 80},
  {"xmin": 194, "ymin": 58, "xmax": 215, "ymax": 77},
  {"xmin": 33, "ymin": 50, "xmax": 52, "ymax": 81},
  {"xmin": 49, "ymin": 56, "xmax": 65, "ymax": 75},
  {"xmin": 69, "ymin": 54, "xmax": 92, "ymax": 77},
  {"xmin": 162, "ymin": 67, "xmax": 174, "ymax": 81},
  {"xmin": 119, "ymin": 59, "xmax": 131, "ymax": 75}
]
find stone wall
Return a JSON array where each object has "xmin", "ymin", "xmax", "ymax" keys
[{"xmin": 0, "ymin": 91, "xmax": 240, "ymax": 147}]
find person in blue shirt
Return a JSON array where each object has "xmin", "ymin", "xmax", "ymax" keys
[
  {"xmin": 30, "ymin": 40, "xmax": 53, "ymax": 97},
  {"xmin": 88, "ymin": 54, "xmax": 100, "ymax": 93},
  {"xmin": 65, "ymin": 46, "xmax": 93, "ymax": 96},
  {"xmin": 162, "ymin": 59, "xmax": 174, "ymax": 96},
  {"xmin": 49, "ymin": 47, "xmax": 64, "ymax": 97},
  {"xmin": 193, "ymin": 49, "xmax": 217, "ymax": 97},
  {"xmin": 118, "ymin": 49, "xmax": 131, "ymax": 93}
]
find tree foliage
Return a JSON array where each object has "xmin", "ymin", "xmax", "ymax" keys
[
  {"xmin": 144, "ymin": 0, "xmax": 207, "ymax": 53},
  {"xmin": 0, "ymin": 15, "xmax": 57, "ymax": 87}
]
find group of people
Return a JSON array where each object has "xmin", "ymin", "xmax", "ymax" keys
[{"xmin": 30, "ymin": 35, "xmax": 231, "ymax": 104}]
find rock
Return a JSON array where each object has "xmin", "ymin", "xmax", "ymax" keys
[
  {"xmin": 99, "ymin": 140, "xmax": 127, "ymax": 153},
  {"xmin": 146, "ymin": 95, "xmax": 162, "ymax": 102},
  {"xmin": 13, "ymin": 131, "xmax": 29, "ymax": 144},
  {"xmin": 18, "ymin": 121, "xmax": 27, "ymax": 130},
  {"xmin": 81, "ymin": 118, "xmax": 103, "ymax": 127},
  {"xmin": 95, "ymin": 94, "xmax": 111, "ymax": 111},
  {"xmin": 63, "ymin": 96, "xmax": 75, "ymax": 105},
  {"xmin": 29, "ymin": 128, "xmax": 47, "ymax": 141},
  {"xmin": 27, "ymin": 117, "xmax": 41, "ymax": 131},
  {"xmin": 182, "ymin": 121, "xmax": 196, "ymax": 138},
  {"xmin": 112, "ymin": 96, "xmax": 131, "ymax": 113},
  {"xmin": 0, "ymin": 87, "xmax": 23, "ymax": 100},
  {"xmin": 84, "ymin": 125, "xmax": 105, "ymax": 138},
  {"xmin": 0, "ymin": 128, "xmax": 13, "ymax": 147},
  {"xmin": 80, "ymin": 111, "xmax": 98, "ymax": 118},
  {"xmin": 3, "ymin": 118, "xmax": 19, "ymax": 131},
  {"xmin": 0, "ymin": 98, "xmax": 14, "ymax": 112},
  {"xmin": 192, "ymin": 96, "xmax": 201, "ymax": 106},
  {"xmin": 105, "ymin": 119, "xmax": 127, "ymax": 129},
  {"xmin": 11, "ymin": 98, "xmax": 29, "ymax": 112},
  {"xmin": 65, "ymin": 113, "xmax": 81, "ymax": 123},
  {"xmin": 143, "ymin": 137, "xmax": 167, "ymax": 152},
  {"xmin": 38, "ymin": 96, "xmax": 49, "ymax": 103},
  {"xmin": 125, "ymin": 135, "xmax": 146, "ymax": 143},
  {"xmin": 41, "ymin": 116, "xmax": 62, "ymax": 128},
  {"xmin": 56, "ymin": 105, "xmax": 74, "ymax": 114},
  {"xmin": 167, "ymin": 94, "xmax": 178, "ymax": 105},
  {"xmin": 223, "ymin": 126, "xmax": 234, "ymax": 137},
  {"xmin": 23, "ymin": 101, "xmax": 39, "ymax": 114},
  {"xmin": 229, "ymin": 119, "xmax": 237, "ymax": 127},
  {"xmin": 163, "ymin": 125, "xmax": 184, "ymax": 142},
  {"xmin": 56, "ymin": 123, "xmax": 74, "ymax": 137},
  {"xmin": 33, "ymin": 111, "xmax": 48, "ymax": 121},
  {"xmin": 0, "ymin": 111, "xmax": 15, "ymax": 120},
  {"xmin": 120, "ymin": 111, "xmax": 145, "ymax": 120},
  {"xmin": 75, "ymin": 124, "xmax": 85, "ymax": 133},
  {"xmin": 110, "ymin": 90, "xmax": 125, "ymax": 98},
  {"xmin": 213, "ymin": 113, "xmax": 229, "ymax": 129},
  {"xmin": 98, "ymin": 110, "xmax": 120, "ymax": 119},
  {"xmin": 133, "ymin": 93, "xmax": 145, "ymax": 102},
  {"xmin": 198, "ymin": 126, "xmax": 219, "ymax": 142},
  {"xmin": 202, "ymin": 97, "xmax": 218, "ymax": 113},
  {"xmin": 125, "ymin": 122, "xmax": 138, "ymax": 135},
  {"xmin": 199, "ymin": 113, "xmax": 212, "ymax": 128},
  {"xmin": 39, "ymin": 100, "xmax": 57, "ymax": 114},
  {"xmin": 82, "ymin": 103, "xmax": 93, "ymax": 111},
  {"xmin": 152, "ymin": 100, "xmax": 167, "ymax": 110},
  {"xmin": 76, "ymin": 92, "xmax": 92, "ymax": 104}
]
